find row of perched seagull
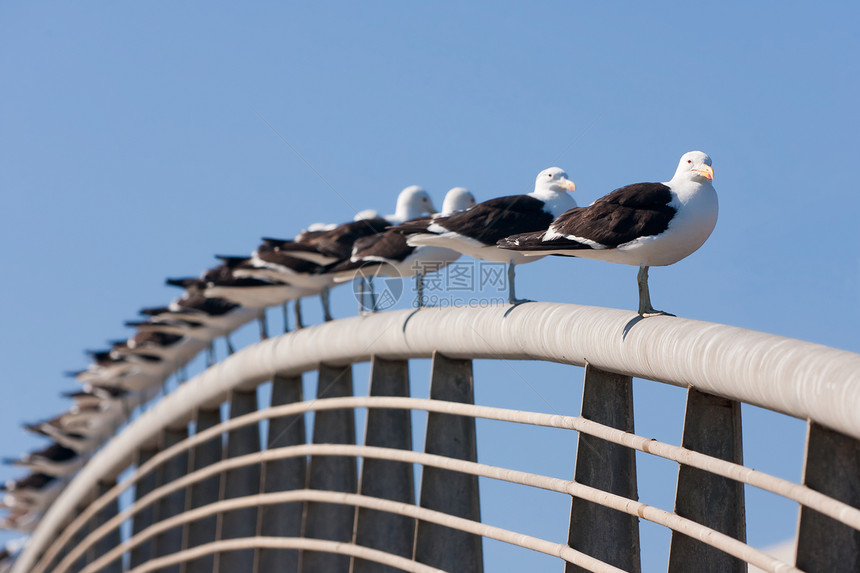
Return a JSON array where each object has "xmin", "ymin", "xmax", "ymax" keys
[
  {"xmin": 0, "ymin": 151, "xmax": 718, "ymax": 562},
  {"xmin": 0, "ymin": 185, "xmax": 476, "ymax": 548}
]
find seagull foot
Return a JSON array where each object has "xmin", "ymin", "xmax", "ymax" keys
[
  {"xmin": 639, "ymin": 309, "xmax": 676, "ymax": 318},
  {"xmin": 510, "ymin": 298, "xmax": 535, "ymax": 306}
]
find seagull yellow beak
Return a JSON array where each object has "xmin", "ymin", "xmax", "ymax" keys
[
  {"xmin": 694, "ymin": 165, "xmax": 714, "ymax": 180},
  {"xmin": 560, "ymin": 177, "xmax": 576, "ymax": 192}
]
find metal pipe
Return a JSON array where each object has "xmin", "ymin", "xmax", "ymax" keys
[
  {"xmin": 84, "ymin": 490, "xmax": 625, "ymax": 573},
  {"xmin": 35, "ymin": 396, "xmax": 860, "ymax": 573},
  {"xmin": 68, "ymin": 444, "xmax": 800, "ymax": 573}
]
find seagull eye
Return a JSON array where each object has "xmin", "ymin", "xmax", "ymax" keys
[{"xmin": 687, "ymin": 160, "xmax": 692, "ymax": 164}]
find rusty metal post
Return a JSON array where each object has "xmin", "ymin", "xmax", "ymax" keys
[
  {"xmin": 184, "ymin": 407, "xmax": 223, "ymax": 573},
  {"xmin": 129, "ymin": 446, "xmax": 160, "ymax": 568},
  {"xmin": 668, "ymin": 389, "xmax": 746, "ymax": 572},
  {"xmin": 567, "ymin": 364, "xmax": 640, "ymax": 573},
  {"xmin": 257, "ymin": 374, "xmax": 307, "ymax": 573},
  {"xmin": 353, "ymin": 357, "xmax": 415, "ymax": 573},
  {"xmin": 796, "ymin": 422, "xmax": 860, "ymax": 572},
  {"xmin": 302, "ymin": 363, "xmax": 358, "ymax": 573},
  {"xmin": 217, "ymin": 389, "xmax": 261, "ymax": 572},
  {"xmin": 415, "ymin": 352, "xmax": 483, "ymax": 572},
  {"xmin": 152, "ymin": 427, "xmax": 189, "ymax": 572},
  {"xmin": 89, "ymin": 481, "xmax": 122, "ymax": 573}
]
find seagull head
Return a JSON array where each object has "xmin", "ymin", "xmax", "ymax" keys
[
  {"xmin": 441, "ymin": 187, "xmax": 476, "ymax": 214},
  {"xmin": 533, "ymin": 167, "xmax": 576, "ymax": 196},
  {"xmin": 674, "ymin": 151, "xmax": 714, "ymax": 182},
  {"xmin": 394, "ymin": 185, "xmax": 437, "ymax": 221}
]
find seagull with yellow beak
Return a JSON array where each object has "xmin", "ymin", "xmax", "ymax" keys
[
  {"xmin": 391, "ymin": 167, "xmax": 577, "ymax": 304},
  {"xmin": 498, "ymin": 151, "xmax": 718, "ymax": 316}
]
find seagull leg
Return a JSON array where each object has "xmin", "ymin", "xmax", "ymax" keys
[
  {"xmin": 416, "ymin": 272, "xmax": 424, "ymax": 308},
  {"xmin": 637, "ymin": 265, "xmax": 674, "ymax": 317},
  {"xmin": 225, "ymin": 334, "xmax": 235, "ymax": 355},
  {"xmin": 295, "ymin": 299, "xmax": 304, "ymax": 329},
  {"xmin": 321, "ymin": 285, "xmax": 333, "ymax": 322},
  {"xmin": 207, "ymin": 342, "xmax": 215, "ymax": 367},
  {"xmin": 507, "ymin": 261, "xmax": 533, "ymax": 305},
  {"xmin": 368, "ymin": 277, "xmax": 377, "ymax": 312},
  {"xmin": 258, "ymin": 310, "xmax": 268, "ymax": 340},
  {"xmin": 282, "ymin": 302, "xmax": 290, "ymax": 333}
]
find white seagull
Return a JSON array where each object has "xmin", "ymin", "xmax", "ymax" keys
[
  {"xmin": 391, "ymin": 168, "xmax": 576, "ymax": 304},
  {"xmin": 498, "ymin": 151, "xmax": 718, "ymax": 316},
  {"xmin": 326, "ymin": 187, "xmax": 477, "ymax": 306}
]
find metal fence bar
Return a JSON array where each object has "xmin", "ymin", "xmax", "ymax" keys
[
  {"xmin": 184, "ymin": 407, "xmax": 222, "ymax": 573},
  {"xmin": 796, "ymin": 422, "xmax": 860, "ymax": 572},
  {"xmin": 86, "ymin": 490, "xmax": 625, "ymax": 573},
  {"xmin": 17, "ymin": 304, "xmax": 860, "ymax": 573},
  {"xmin": 90, "ymin": 481, "xmax": 122, "ymax": 573},
  {"xmin": 353, "ymin": 357, "xmax": 415, "ymax": 573},
  {"xmin": 78, "ymin": 444, "xmax": 798, "ymax": 573},
  {"xmin": 567, "ymin": 364, "xmax": 640, "ymax": 573},
  {"xmin": 126, "ymin": 537, "xmax": 447, "ymax": 573},
  {"xmin": 415, "ymin": 352, "xmax": 483, "ymax": 572},
  {"xmin": 257, "ymin": 374, "xmax": 306, "ymax": 573},
  {"xmin": 38, "ymin": 394, "xmax": 860, "ymax": 573},
  {"xmin": 152, "ymin": 427, "xmax": 188, "ymax": 573},
  {"xmin": 217, "ymin": 389, "xmax": 261, "ymax": 572},
  {"xmin": 669, "ymin": 389, "xmax": 747, "ymax": 572},
  {"xmin": 302, "ymin": 363, "xmax": 358, "ymax": 573},
  {"xmin": 129, "ymin": 446, "xmax": 159, "ymax": 568}
]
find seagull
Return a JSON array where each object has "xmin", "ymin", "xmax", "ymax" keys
[
  {"xmin": 4, "ymin": 443, "xmax": 83, "ymax": 478},
  {"xmin": 269, "ymin": 185, "xmax": 437, "ymax": 265},
  {"xmin": 140, "ymin": 290, "xmax": 257, "ymax": 355},
  {"xmin": 326, "ymin": 187, "xmax": 477, "ymax": 307},
  {"xmin": 498, "ymin": 151, "xmax": 718, "ymax": 316},
  {"xmin": 1, "ymin": 473, "xmax": 63, "ymax": 512},
  {"xmin": 242, "ymin": 185, "xmax": 437, "ymax": 321},
  {"xmin": 167, "ymin": 259, "xmax": 314, "ymax": 339},
  {"xmin": 391, "ymin": 168, "xmax": 576, "ymax": 304}
]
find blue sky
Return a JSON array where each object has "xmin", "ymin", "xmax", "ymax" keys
[{"xmin": 1, "ymin": 2, "xmax": 858, "ymax": 570}]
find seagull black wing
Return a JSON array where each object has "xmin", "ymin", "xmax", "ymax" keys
[
  {"xmin": 500, "ymin": 183, "xmax": 675, "ymax": 251},
  {"xmin": 398, "ymin": 195, "xmax": 554, "ymax": 246},
  {"xmin": 352, "ymin": 231, "xmax": 414, "ymax": 262}
]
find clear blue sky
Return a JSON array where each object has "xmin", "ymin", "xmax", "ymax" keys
[{"xmin": 1, "ymin": 2, "xmax": 858, "ymax": 570}]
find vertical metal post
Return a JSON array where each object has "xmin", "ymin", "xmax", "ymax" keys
[
  {"xmin": 302, "ymin": 363, "xmax": 357, "ymax": 573},
  {"xmin": 257, "ymin": 374, "xmax": 307, "ymax": 573},
  {"xmin": 90, "ymin": 481, "xmax": 122, "ymax": 573},
  {"xmin": 184, "ymin": 408, "xmax": 223, "ymax": 573},
  {"xmin": 415, "ymin": 352, "xmax": 483, "ymax": 573},
  {"xmin": 567, "ymin": 364, "xmax": 640, "ymax": 573},
  {"xmin": 796, "ymin": 422, "xmax": 860, "ymax": 572},
  {"xmin": 130, "ymin": 446, "xmax": 160, "ymax": 569},
  {"xmin": 353, "ymin": 357, "xmax": 415, "ymax": 573},
  {"xmin": 153, "ymin": 427, "xmax": 189, "ymax": 572},
  {"xmin": 70, "ymin": 504, "xmax": 91, "ymax": 572},
  {"xmin": 668, "ymin": 389, "xmax": 746, "ymax": 572},
  {"xmin": 217, "ymin": 389, "xmax": 261, "ymax": 572}
]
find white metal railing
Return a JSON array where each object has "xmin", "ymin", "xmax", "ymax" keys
[{"xmin": 12, "ymin": 303, "xmax": 860, "ymax": 573}]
